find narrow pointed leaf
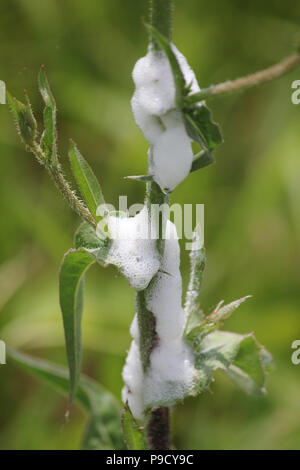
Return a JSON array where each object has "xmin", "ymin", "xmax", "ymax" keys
[
  {"xmin": 69, "ymin": 141, "xmax": 105, "ymax": 220},
  {"xmin": 59, "ymin": 248, "xmax": 95, "ymax": 404},
  {"xmin": 186, "ymin": 296, "xmax": 251, "ymax": 342},
  {"xmin": 7, "ymin": 91, "xmax": 37, "ymax": 145},
  {"xmin": 39, "ymin": 66, "xmax": 56, "ymax": 108},
  {"xmin": 24, "ymin": 90, "xmax": 37, "ymax": 135},
  {"xmin": 207, "ymin": 295, "xmax": 251, "ymax": 324},
  {"xmin": 41, "ymin": 106, "xmax": 56, "ymax": 158},
  {"xmin": 38, "ymin": 67, "xmax": 57, "ymax": 165},
  {"xmin": 122, "ymin": 404, "xmax": 148, "ymax": 450},
  {"xmin": 146, "ymin": 24, "xmax": 186, "ymax": 106},
  {"xmin": 190, "ymin": 150, "xmax": 215, "ymax": 173},
  {"xmin": 8, "ymin": 348, "xmax": 125, "ymax": 450}
]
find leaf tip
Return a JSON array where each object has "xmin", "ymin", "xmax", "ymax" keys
[{"xmin": 69, "ymin": 138, "xmax": 76, "ymax": 149}]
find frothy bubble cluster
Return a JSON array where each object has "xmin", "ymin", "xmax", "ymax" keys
[
  {"xmin": 122, "ymin": 221, "xmax": 197, "ymax": 419},
  {"xmin": 107, "ymin": 207, "xmax": 160, "ymax": 291},
  {"xmin": 131, "ymin": 45, "xmax": 200, "ymax": 191}
]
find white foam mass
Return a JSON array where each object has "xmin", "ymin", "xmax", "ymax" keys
[
  {"xmin": 121, "ymin": 45, "xmax": 200, "ymax": 419},
  {"xmin": 122, "ymin": 220, "xmax": 197, "ymax": 418},
  {"xmin": 122, "ymin": 315, "xmax": 144, "ymax": 419},
  {"xmin": 131, "ymin": 45, "xmax": 200, "ymax": 191},
  {"xmin": 144, "ymin": 220, "xmax": 196, "ymax": 408},
  {"xmin": 107, "ymin": 207, "xmax": 160, "ymax": 291}
]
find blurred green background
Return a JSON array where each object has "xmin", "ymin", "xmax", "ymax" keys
[{"xmin": 0, "ymin": 0, "xmax": 300, "ymax": 450}]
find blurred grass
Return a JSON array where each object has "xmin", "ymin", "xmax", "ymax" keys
[{"xmin": 0, "ymin": 0, "xmax": 300, "ymax": 449}]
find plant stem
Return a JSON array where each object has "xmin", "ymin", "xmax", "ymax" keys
[
  {"xmin": 136, "ymin": 181, "xmax": 168, "ymax": 372},
  {"xmin": 136, "ymin": 289, "xmax": 158, "ymax": 371},
  {"xmin": 49, "ymin": 166, "xmax": 96, "ymax": 227},
  {"xmin": 186, "ymin": 52, "xmax": 300, "ymax": 103},
  {"xmin": 146, "ymin": 407, "xmax": 171, "ymax": 450},
  {"xmin": 149, "ymin": 0, "xmax": 173, "ymax": 48},
  {"xmin": 31, "ymin": 143, "xmax": 96, "ymax": 227},
  {"xmin": 140, "ymin": 0, "xmax": 174, "ymax": 451}
]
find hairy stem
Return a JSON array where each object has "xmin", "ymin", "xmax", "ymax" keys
[
  {"xmin": 186, "ymin": 52, "xmax": 300, "ymax": 103},
  {"xmin": 49, "ymin": 167, "xmax": 96, "ymax": 227},
  {"xmin": 31, "ymin": 143, "xmax": 96, "ymax": 227},
  {"xmin": 149, "ymin": 0, "xmax": 173, "ymax": 48}
]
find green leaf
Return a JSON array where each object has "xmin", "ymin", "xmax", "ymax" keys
[
  {"xmin": 194, "ymin": 330, "xmax": 243, "ymax": 371},
  {"xmin": 191, "ymin": 330, "xmax": 245, "ymax": 394},
  {"xmin": 41, "ymin": 106, "xmax": 56, "ymax": 157},
  {"xmin": 74, "ymin": 222, "xmax": 111, "ymax": 266},
  {"xmin": 81, "ymin": 379, "xmax": 125, "ymax": 449},
  {"xmin": 226, "ymin": 336, "xmax": 268, "ymax": 396},
  {"xmin": 38, "ymin": 66, "xmax": 57, "ymax": 165},
  {"xmin": 184, "ymin": 104, "xmax": 223, "ymax": 151},
  {"xmin": 59, "ymin": 248, "xmax": 95, "ymax": 404},
  {"xmin": 7, "ymin": 348, "xmax": 125, "ymax": 450},
  {"xmin": 191, "ymin": 330, "xmax": 271, "ymax": 396},
  {"xmin": 190, "ymin": 150, "xmax": 215, "ymax": 173},
  {"xmin": 69, "ymin": 140, "xmax": 105, "ymax": 220},
  {"xmin": 146, "ymin": 24, "xmax": 186, "ymax": 106},
  {"xmin": 39, "ymin": 66, "xmax": 56, "ymax": 108},
  {"xmin": 122, "ymin": 404, "xmax": 148, "ymax": 450},
  {"xmin": 7, "ymin": 91, "xmax": 37, "ymax": 145},
  {"xmin": 184, "ymin": 310, "xmax": 206, "ymax": 343},
  {"xmin": 259, "ymin": 348, "xmax": 275, "ymax": 373}
]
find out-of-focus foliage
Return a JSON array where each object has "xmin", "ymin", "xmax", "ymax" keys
[
  {"xmin": 7, "ymin": 348, "xmax": 125, "ymax": 450},
  {"xmin": 0, "ymin": 0, "xmax": 300, "ymax": 450}
]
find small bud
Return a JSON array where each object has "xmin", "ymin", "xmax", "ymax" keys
[
  {"xmin": 207, "ymin": 296, "xmax": 251, "ymax": 324},
  {"xmin": 7, "ymin": 91, "xmax": 37, "ymax": 145}
]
